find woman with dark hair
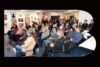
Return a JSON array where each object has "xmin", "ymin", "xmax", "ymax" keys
[{"xmin": 7, "ymin": 23, "xmax": 18, "ymax": 42}]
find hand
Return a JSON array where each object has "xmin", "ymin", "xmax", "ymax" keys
[{"xmin": 50, "ymin": 43, "xmax": 55, "ymax": 47}]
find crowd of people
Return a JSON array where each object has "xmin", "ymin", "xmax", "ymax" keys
[{"xmin": 7, "ymin": 15, "xmax": 94, "ymax": 57}]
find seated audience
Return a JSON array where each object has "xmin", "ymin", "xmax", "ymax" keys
[
  {"xmin": 50, "ymin": 27, "xmax": 58, "ymax": 38},
  {"xmin": 14, "ymin": 29, "xmax": 36, "ymax": 57},
  {"xmin": 15, "ymin": 23, "xmax": 24, "ymax": 41},
  {"xmin": 42, "ymin": 27, "xmax": 58, "ymax": 47},
  {"xmin": 65, "ymin": 27, "xmax": 83, "ymax": 50},
  {"xmin": 55, "ymin": 27, "xmax": 65, "ymax": 46},
  {"xmin": 7, "ymin": 14, "xmax": 92, "ymax": 57}
]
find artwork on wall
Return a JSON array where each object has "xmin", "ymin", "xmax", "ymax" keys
[
  {"xmin": 11, "ymin": 18, "xmax": 17, "ymax": 25},
  {"xmin": 18, "ymin": 18, "xmax": 23, "ymax": 22},
  {"xmin": 25, "ymin": 15, "xmax": 30, "ymax": 26},
  {"xmin": 11, "ymin": 13, "xmax": 17, "ymax": 25},
  {"xmin": 4, "ymin": 15, "xmax": 7, "ymax": 20},
  {"xmin": 12, "ymin": 14, "xmax": 15, "ymax": 18}
]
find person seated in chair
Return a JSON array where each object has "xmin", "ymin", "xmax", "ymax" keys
[
  {"xmin": 11, "ymin": 23, "xmax": 18, "ymax": 33},
  {"xmin": 41, "ymin": 26, "xmax": 50, "ymax": 40},
  {"xmin": 66, "ymin": 26, "xmax": 83, "ymax": 50},
  {"xmin": 15, "ymin": 23, "xmax": 24, "ymax": 42},
  {"xmin": 14, "ymin": 29, "xmax": 36, "ymax": 57},
  {"xmin": 55, "ymin": 33, "xmax": 65, "ymax": 47},
  {"xmin": 42, "ymin": 27, "xmax": 58, "ymax": 47},
  {"xmin": 54, "ymin": 25, "xmax": 65, "ymax": 46},
  {"xmin": 19, "ymin": 29, "xmax": 28, "ymax": 42},
  {"xmin": 7, "ymin": 23, "xmax": 18, "ymax": 41},
  {"xmin": 40, "ymin": 26, "xmax": 50, "ymax": 46},
  {"xmin": 43, "ymin": 42, "xmax": 56, "ymax": 57},
  {"xmin": 44, "ymin": 26, "xmax": 65, "ymax": 56}
]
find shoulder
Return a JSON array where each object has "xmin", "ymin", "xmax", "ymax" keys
[{"xmin": 27, "ymin": 37, "xmax": 33, "ymax": 40}]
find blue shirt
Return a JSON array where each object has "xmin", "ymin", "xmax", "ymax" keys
[
  {"xmin": 50, "ymin": 32, "xmax": 58, "ymax": 38},
  {"xmin": 71, "ymin": 32, "xmax": 82, "ymax": 44}
]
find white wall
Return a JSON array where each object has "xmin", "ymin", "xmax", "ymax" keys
[
  {"xmin": 4, "ymin": 10, "xmax": 43, "ymax": 34},
  {"xmin": 4, "ymin": 10, "xmax": 12, "ymax": 34},
  {"xmin": 78, "ymin": 10, "xmax": 93, "ymax": 24}
]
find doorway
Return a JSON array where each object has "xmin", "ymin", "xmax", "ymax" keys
[{"xmin": 51, "ymin": 15, "xmax": 60, "ymax": 20}]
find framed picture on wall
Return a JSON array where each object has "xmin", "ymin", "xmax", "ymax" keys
[
  {"xmin": 25, "ymin": 16, "xmax": 30, "ymax": 26},
  {"xmin": 4, "ymin": 15, "xmax": 7, "ymax": 20},
  {"xmin": 18, "ymin": 18, "xmax": 23, "ymax": 22}
]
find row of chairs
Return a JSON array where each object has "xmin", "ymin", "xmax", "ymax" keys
[{"xmin": 45, "ymin": 35, "xmax": 88, "ymax": 57}]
